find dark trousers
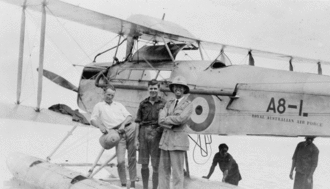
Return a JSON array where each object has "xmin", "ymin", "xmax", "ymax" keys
[{"xmin": 294, "ymin": 172, "xmax": 313, "ymax": 189}]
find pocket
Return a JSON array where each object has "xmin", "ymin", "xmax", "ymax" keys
[
  {"xmin": 173, "ymin": 131, "xmax": 189, "ymax": 147},
  {"xmin": 142, "ymin": 105, "xmax": 151, "ymax": 114}
]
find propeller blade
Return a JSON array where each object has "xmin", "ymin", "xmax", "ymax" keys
[{"xmin": 37, "ymin": 68, "xmax": 78, "ymax": 92}]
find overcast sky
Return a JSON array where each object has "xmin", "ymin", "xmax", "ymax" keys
[{"xmin": 1, "ymin": 0, "xmax": 330, "ymax": 108}]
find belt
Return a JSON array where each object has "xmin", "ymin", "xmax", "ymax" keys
[
  {"xmin": 142, "ymin": 124, "xmax": 158, "ymax": 128},
  {"xmin": 112, "ymin": 122, "xmax": 131, "ymax": 129}
]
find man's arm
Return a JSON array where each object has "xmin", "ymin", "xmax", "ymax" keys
[
  {"xmin": 91, "ymin": 119, "xmax": 107, "ymax": 134},
  {"xmin": 222, "ymin": 170, "xmax": 228, "ymax": 182},
  {"xmin": 202, "ymin": 162, "xmax": 216, "ymax": 179},
  {"xmin": 135, "ymin": 123, "xmax": 140, "ymax": 149},
  {"xmin": 163, "ymin": 103, "xmax": 193, "ymax": 126},
  {"xmin": 158, "ymin": 102, "xmax": 173, "ymax": 129},
  {"xmin": 308, "ymin": 147, "xmax": 319, "ymax": 180},
  {"xmin": 90, "ymin": 104, "xmax": 107, "ymax": 134},
  {"xmin": 289, "ymin": 159, "xmax": 296, "ymax": 180},
  {"xmin": 289, "ymin": 144, "xmax": 299, "ymax": 180},
  {"xmin": 134, "ymin": 104, "xmax": 143, "ymax": 149},
  {"xmin": 118, "ymin": 115, "xmax": 132, "ymax": 134}
]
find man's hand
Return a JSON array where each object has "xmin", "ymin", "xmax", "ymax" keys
[
  {"xmin": 135, "ymin": 140, "xmax": 139, "ymax": 150},
  {"xmin": 289, "ymin": 172, "xmax": 293, "ymax": 180},
  {"xmin": 202, "ymin": 176, "xmax": 209, "ymax": 179},
  {"xmin": 307, "ymin": 174, "xmax": 312, "ymax": 183},
  {"xmin": 307, "ymin": 178, "xmax": 312, "ymax": 183},
  {"xmin": 222, "ymin": 170, "xmax": 228, "ymax": 182},
  {"xmin": 118, "ymin": 124, "xmax": 125, "ymax": 134},
  {"xmin": 100, "ymin": 126, "xmax": 108, "ymax": 134}
]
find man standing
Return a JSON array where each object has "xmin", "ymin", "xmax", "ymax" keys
[
  {"xmin": 202, "ymin": 143, "xmax": 242, "ymax": 186},
  {"xmin": 158, "ymin": 76, "xmax": 193, "ymax": 189},
  {"xmin": 289, "ymin": 136, "xmax": 319, "ymax": 189},
  {"xmin": 90, "ymin": 86, "xmax": 136, "ymax": 188},
  {"xmin": 135, "ymin": 79, "xmax": 166, "ymax": 189}
]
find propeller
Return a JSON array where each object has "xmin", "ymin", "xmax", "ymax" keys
[{"xmin": 37, "ymin": 68, "xmax": 78, "ymax": 92}]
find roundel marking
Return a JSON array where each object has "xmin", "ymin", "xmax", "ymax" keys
[{"xmin": 187, "ymin": 94, "xmax": 216, "ymax": 132}]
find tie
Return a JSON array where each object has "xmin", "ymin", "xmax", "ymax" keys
[{"xmin": 174, "ymin": 99, "xmax": 178, "ymax": 108}]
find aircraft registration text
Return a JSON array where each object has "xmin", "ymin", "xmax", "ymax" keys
[{"xmin": 266, "ymin": 97, "xmax": 308, "ymax": 117}]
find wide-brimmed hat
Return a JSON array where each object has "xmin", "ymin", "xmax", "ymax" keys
[
  {"xmin": 169, "ymin": 76, "xmax": 190, "ymax": 94},
  {"xmin": 99, "ymin": 129, "xmax": 121, "ymax": 150}
]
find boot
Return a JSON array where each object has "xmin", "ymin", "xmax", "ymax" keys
[
  {"xmin": 152, "ymin": 172, "xmax": 158, "ymax": 189},
  {"xmin": 141, "ymin": 168, "xmax": 149, "ymax": 189}
]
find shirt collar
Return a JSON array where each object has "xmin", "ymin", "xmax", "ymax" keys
[
  {"xmin": 176, "ymin": 96, "xmax": 184, "ymax": 104},
  {"xmin": 145, "ymin": 96, "xmax": 162, "ymax": 103},
  {"xmin": 103, "ymin": 101, "xmax": 115, "ymax": 106}
]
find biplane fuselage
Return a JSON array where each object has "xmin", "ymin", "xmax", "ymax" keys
[{"xmin": 78, "ymin": 58, "xmax": 330, "ymax": 137}]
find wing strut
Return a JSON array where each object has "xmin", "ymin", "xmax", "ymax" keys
[
  {"xmin": 248, "ymin": 50, "xmax": 255, "ymax": 66},
  {"xmin": 162, "ymin": 36, "xmax": 175, "ymax": 62},
  {"xmin": 318, "ymin": 62, "xmax": 322, "ymax": 75},
  {"xmin": 289, "ymin": 57, "xmax": 294, "ymax": 71},
  {"xmin": 197, "ymin": 41, "xmax": 204, "ymax": 60},
  {"xmin": 36, "ymin": 0, "xmax": 47, "ymax": 112},
  {"xmin": 16, "ymin": 0, "xmax": 27, "ymax": 105},
  {"xmin": 113, "ymin": 35, "xmax": 122, "ymax": 63}
]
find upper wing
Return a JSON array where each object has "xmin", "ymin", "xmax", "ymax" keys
[
  {"xmin": 2, "ymin": 0, "xmax": 196, "ymax": 43},
  {"xmin": 199, "ymin": 40, "xmax": 330, "ymax": 65},
  {"xmin": 3, "ymin": 0, "xmax": 329, "ymax": 65}
]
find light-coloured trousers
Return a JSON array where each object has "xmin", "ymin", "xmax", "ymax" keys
[
  {"xmin": 158, "ymin": 149, "xmax": 185, "ymax": 189},
  {"xmin": 116, "ymin": 123, "xmax": 137, "ymax": 185}
]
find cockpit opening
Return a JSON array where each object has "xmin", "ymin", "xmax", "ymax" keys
[{"xmin": 210, "ymin": 61, "xmax": 227, "ymax": 69}]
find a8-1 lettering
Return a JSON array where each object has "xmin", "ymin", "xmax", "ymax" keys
[
  {"xmin": 266, "ymin": 97, "xmax": 286, "ymax": 114},
  {"xmin": 266, "ymin": 98, "xmax": 308, "ymax": 117}
]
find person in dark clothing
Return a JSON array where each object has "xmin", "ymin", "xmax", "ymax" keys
[
  {"xmin": 135, "ymin": 79, "xmax": 166, "ymax": 189},
  {"xmin": 289, "ymin": 136, "xmax": 319, "ymax": 189},
  {"xmin": 203, "ymin": 143, "xmax": 242, "ymax": 185}
]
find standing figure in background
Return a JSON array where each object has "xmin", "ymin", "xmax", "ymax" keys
[
  {"xmin": 289, "ymin": 136, "xmax": 319, "ymax": 189},
  {"xmin": 90, "ymin": 86, "xmax": 137, "ymax": 188},
  {"xmin": 158, "ymin": 76, "xmax": 193, "ymax": 189},
  {"xmin": 203, "ymin": 143, "xmax": 242, "ymax": 186},
  {"xmin": 135, "ymin": 79, "xmax": 166, "ymax": 189}
]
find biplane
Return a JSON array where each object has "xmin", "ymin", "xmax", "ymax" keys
[{"xmin": 1, "ymin": 0, "xmax": 330, "ymax": 189}]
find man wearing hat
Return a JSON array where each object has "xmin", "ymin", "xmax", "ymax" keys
[
  {"xmin": 158, "ymin": 75, "xmax": 193, "ymax": 189},
  {"xmin": 289, "ymin": 136, "xmax": 319, "ymax": 189},
  {"xmin": 90, "ymin": 85, "xmax": 136, "ymax": 188},
  {"xmin": 135, "ymin": 79, "xmax": 166, "ymax": 189}
]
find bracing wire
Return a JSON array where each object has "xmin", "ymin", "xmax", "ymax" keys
[
  {"xmin": 52, "ymin": 130, "xmax": 100, "ymax": 160},
  {"xmin": 46, "ymin": 6, "xmax": 92, "ymax": 62}
]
